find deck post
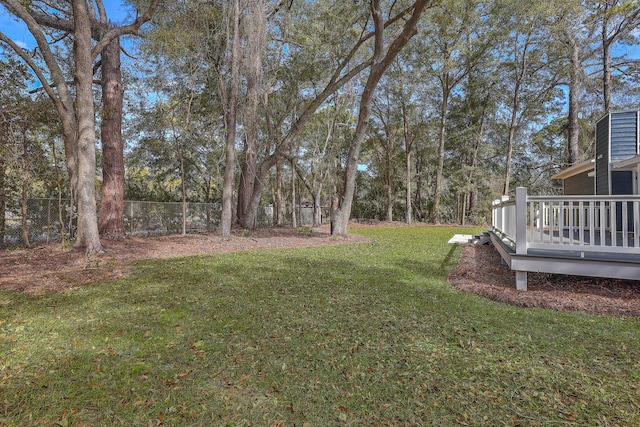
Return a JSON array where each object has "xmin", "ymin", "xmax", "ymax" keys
[
  {"xmin": 515, "ymin": 187, "xmax": 528, "ymax": 290},
  {"xmin": 515, "ymin": 271, "xmax": 527, "ymax": 290}
]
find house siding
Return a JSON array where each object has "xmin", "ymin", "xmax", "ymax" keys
[
  {"xmin": 611, "ymin": 170, "xmax": 634, "ymax": 195},
  {"xmin": 596, "ymin": 114, "xmax": 610, "ymax": 195},
  {"xmin": 610, "ymin": 111, "xmax": 639, "ymax": 162},
  {"xmin": 611, "ymin": 170, "xmax": 635, "ymax": 231},
  {"xmin": 563, "ymin": 170, "xmax": 594, "ymax": 195}
]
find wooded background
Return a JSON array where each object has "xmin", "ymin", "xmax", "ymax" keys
[{"xmin": 1, "ymin": 0, "xmax": 640, "ymax": 252}]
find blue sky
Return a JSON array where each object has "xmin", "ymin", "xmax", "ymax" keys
[
  {"xmin": 1, "ymin": 1, "xmax": 136, "ymax": 49},
  {"xmin": 1, "ymin": 8, "xmax": 33, "ymax": 49}
]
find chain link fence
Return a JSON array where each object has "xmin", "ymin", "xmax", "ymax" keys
[
  {"xmin": 3, "ymin": 199, "xmax": 225, "ymax": 245},
  {"xmin": 124, "ymin": 200, "xmax": 221, "ymax": 236},
  {"xmin": 2, "ymin": 198, "xmax": 322, "ymax": 245}
]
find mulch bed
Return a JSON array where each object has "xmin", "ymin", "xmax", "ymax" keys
[{"xmin": 448, "ymin": 243, "xmax": 640, "ymax": 318}]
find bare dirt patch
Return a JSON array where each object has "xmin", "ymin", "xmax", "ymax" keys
[
  {"xmin": 0, "ymin": 226, "xmax": 369, "ymax": 294},
  {"xmin": 449, "ymin": 243, "xmax": 640, "ymax": 318}
]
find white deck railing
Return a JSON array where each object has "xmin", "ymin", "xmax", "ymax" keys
[{"xmin": 492, "ymin": 187, "xmax": 640, "ymax": 256}]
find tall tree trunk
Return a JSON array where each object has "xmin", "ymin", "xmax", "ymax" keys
[
  {"xmin": 314, "ymin": 187, "xmax": 323, "ymax": 226},
  {"xmin": 1, "ymin": 0, "xmax": 159, "ymax": 254},
  {"xmin": 414, "ymin": 151, "xmax": 425, "ymax": 222},
  {"xmin": 236, "ymin": 0, "xmax": 265, "ymax": 228},
  {"xmin": 329, "ymin": 167, "xmax": 341, "ymax": 235},
  {"xmin": 51, "ymin": 141, "xmax": 66, "ymax": 246},
  {"xmin": 432, "ymin": 81, "xmax": 449, "ymax": 223},
  {"xmin": 72, "ymin": 0, "xmax": 103, "ymax": 254},
  {"xmin": 20, "ymin": 174, "xmax": 29, "ymax": 246},
  {"xmin": 291, "ymin": 160, "xmax": 297, "ymax": 228},
  {"xmin": 405, "ymin": 146, "xmax": 412, "ymax": 224},
  {"xmin": 598, "ymin": 1, "xmax": 640, "ymax": 113},
  {"xmin": 180, "ymin": 150, "xmax": 187, "ymax": 235},
  {"xmin": 20, "ymin": 131, "xmax": 30, "ymax": 246},
  {"xmin": 0, "ymin": 134, "xmax": 5, "ymax": 247},
  {"xmin": 566, "ymin": 32, "xmax": 581, "ymax": 166},
  {"xmin": 98, "ymin": 36, "xmax": 126, "ymax": 240},
  {"xmin": 504, "ymin": 47, "xmax": 527, "ymax": 196},
  {"xmin": 602, "ymin": 4, "xmax": 612, "ymax": 113},
  {"xmin": 385, "ymin": 155, "xmax": 393, "ymax": 222},
  {"xmin": 468, "ymin": 107, "xmax": 486, "ymax": 219},
  {"xmin": 503, "ymin": 117, "xmax": 517, "ymax": 195},
  {"xmin": 331, "ymin": 0, "xmax": 429, "ymax": 236},
  {"xmin": 220, "ymin": 0, "xmax": 242, "ymax": 237},
  {"xmin": 402, "ymin": 98, "xmax": 412, "ymax": 224},
  {"xmin": 274, "ymin": 161, "xmax": 283, "ymax": 226},
  {"xmin": 502, "ymin": 24, "xmax": 539, "ymax": 196},
  {"xmin": 239, "ymin": 1, "xmax": 429, "ymax": 230},
  {"xmin": 465, "ymin": 62, "xmax": 489, "ymax": 221},
  {"xmin": 331, "ymin": 77, "xmax": 378, "ymax": 235},
  {"xmin": 602, "ymin": 37, "xmax": 612, "ymax": 113},
  {"xmin": 290, "ymin": 157, "xmax": 324, "ymax": 227},
  {"xmin": 237, "ymin": 145, "xmax": 257, "ymax": 227}
]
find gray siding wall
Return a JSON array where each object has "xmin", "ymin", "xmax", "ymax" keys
[
  {"xmin": 611, "ymin": 170, "xmax": 634, "ymax": 195},
  {"xmin": 610, "ymin": 111, "xmax": 638, "ymax": 162},
  {"xmin": 563, "ymin": 171, "xmax": 594, "ymax": 195},
  {"xmin": 596, "ymin": 114, "xmax": 610, "ymax": 195}
]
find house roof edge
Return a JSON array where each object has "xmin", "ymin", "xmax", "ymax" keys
[{"xmin": 552, "ymin": 159, "xmax": 595, "ymax": 180}]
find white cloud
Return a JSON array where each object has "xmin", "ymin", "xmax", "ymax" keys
[{"xmin": 13, "ymin": 39, "xmax": 28, "ymax": 49}]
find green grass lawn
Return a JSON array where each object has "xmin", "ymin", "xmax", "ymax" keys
[{"xmin": 1, "ymin": 226, "xmax": 639, "ymax": 426}]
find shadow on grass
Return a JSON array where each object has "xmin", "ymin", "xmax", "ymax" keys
[{"xmin": 3, "ymin": 228, "xmax": 640, "ymax": 426}]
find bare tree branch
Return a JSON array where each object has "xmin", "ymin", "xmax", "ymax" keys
[
  {"xmin": 0, "ymin": 31, "xmax": 63, "ymax": 112},
  {"xmin": 92, "ymin": 0, "xmax": 161, "ymax": 59}
]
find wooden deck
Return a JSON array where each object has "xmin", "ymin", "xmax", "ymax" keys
[{"xmin": 491, "ymin": 188, "xmax": 640, "ymax": 290}]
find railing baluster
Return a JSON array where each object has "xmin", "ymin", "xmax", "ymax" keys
[
  {"xmin": 600, "ymin": 201, "xmax": 607, "ymax": 246},
  {"xmin": 538, "ymin": 202, "xmax": 547, "ymax": 243},
  {"xmin": 579, "ymin": 201, "xmax": 585, "ymax": 248},
  {"xmin": 633, "ymin": 201, "xmax": 640, "ymax": 248},
  {"xmin": 622, "ymin": 201, "xmax": 629, "ymax": 248},
  {"xmin": 559, "ymin": 201, "xmax": 564, "ymax": 244},
  {"xmin": 547, "ymin": 201, "xmax": 552, "ymax": 244},
  {"xmin": 611, "ymin": 201, "xmax": 617, "ymax": 248},
  {"xmin": 528, "ymin": 200, "xmax": 534, "ymax": 243},
  {"xmin": 590, "ymin": 201, "xmax": 596, "ymax": 247},
  {"xmin": 547, "ymin": 202, "xmax": 552, "ymax": 244},
  {"xmin": 491, "ymin": 191, "xmax": 640, "ymax": 254},
  {"xmin": 568, "ymin": 201, "xmax": 573, "ymax": 245},
  {"xmin": 552, "ymin": 201, "xmax": 557, "ymax": 244},
  {"xmin": 541, "ymin": 201, "xmax": 548, "ymax": 243}
]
